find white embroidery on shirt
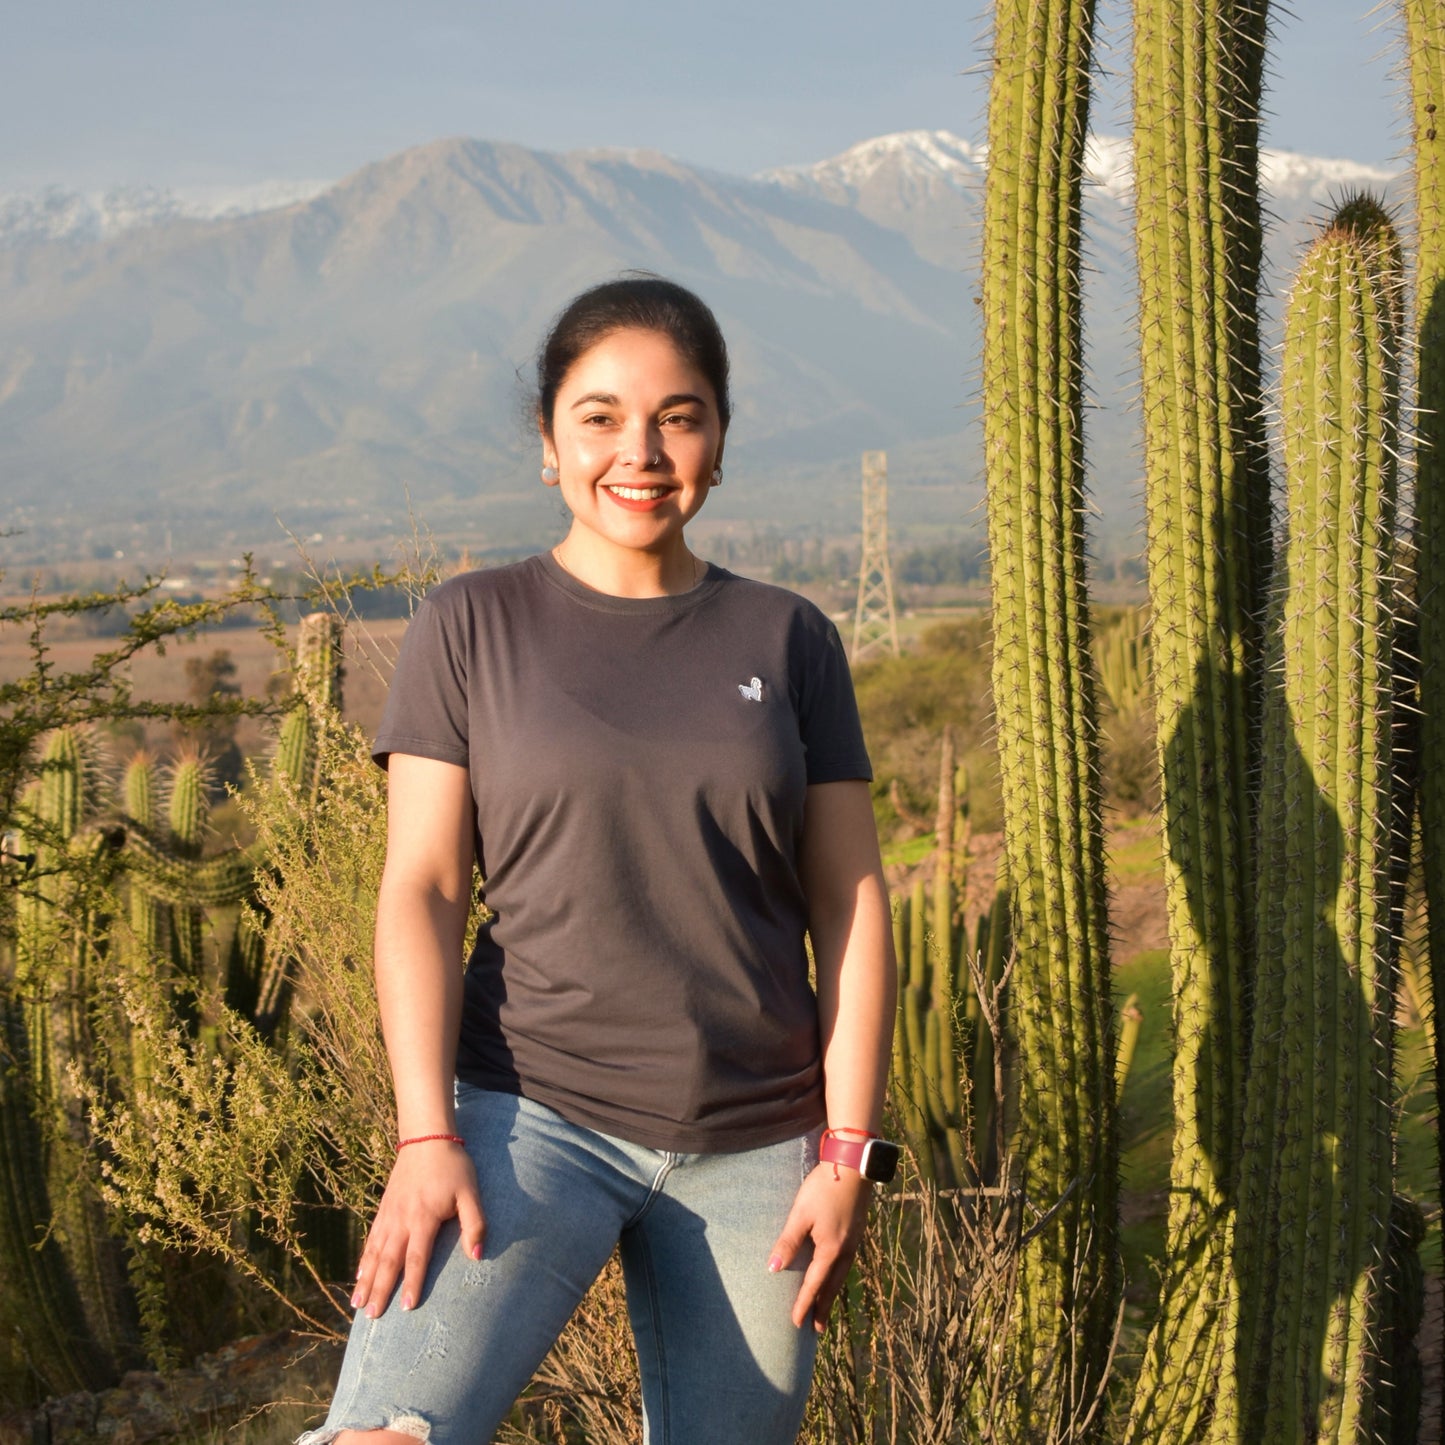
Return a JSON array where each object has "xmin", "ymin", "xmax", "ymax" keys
[{"xmin": 738, "ymin": 676, "xmax": 764, "ymax": 702}]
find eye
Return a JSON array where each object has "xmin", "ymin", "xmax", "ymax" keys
[
  {"xmin": 661, "ymin": 411, "xmax": 699, "ymax": 427},
  {"xmin": 580, "ymin": 413, "xmax": 616, "ymax": 426}
]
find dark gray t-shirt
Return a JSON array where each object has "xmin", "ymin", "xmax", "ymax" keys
[{"xmin": 373, "ymin": 553, "xmax": 872, "ymax": 1152}]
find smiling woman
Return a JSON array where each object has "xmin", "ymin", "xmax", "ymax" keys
[
  {"xmin": 542, "ymin": 326, "xmax": 724, "ymax": 596},
  {"xmin": 296, "ymin": 274, "xmax": 898, "ymax": 1445}
]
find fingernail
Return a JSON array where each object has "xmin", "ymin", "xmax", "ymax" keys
[
  {"xmin": 350, "ymin": 1291, "xmax": 362, "ymax": 1309},
  {"xmin": 768, "ymin": 1255, "xmax": 783, "ymax": 1273},
  {"xmin": 366, "ymin": 1303, "xmax": 379, "ymax": 1319},
  {"xmin": 402, "ymin": 1294, "xmax": 414, "ymax": 1312},
  {"xmin": 471, "ymin": 1244, "xmax": 483, "ymax": 1261}
]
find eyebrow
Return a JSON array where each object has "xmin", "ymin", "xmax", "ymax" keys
[{"xmin": 569, "ymin": 391, "xmax": 710, "ymax": 411}]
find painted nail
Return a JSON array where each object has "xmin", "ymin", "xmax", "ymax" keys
[
  {"xmin": 768, "ymin": 1255, "xmax": 783, "ymax": 1273},
  {"xmin": 471, "ymin": 1244, "xmax": 483, "ymax": 1261}
]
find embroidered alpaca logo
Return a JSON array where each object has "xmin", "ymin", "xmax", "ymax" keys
[{"xmin": 738, "ymin": 676, "xmax": 764, "ymax": 702}]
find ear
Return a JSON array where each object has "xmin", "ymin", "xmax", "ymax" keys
[{"xmin": 539, "ymin": 415, "xmax": 560, "ymax": 486}]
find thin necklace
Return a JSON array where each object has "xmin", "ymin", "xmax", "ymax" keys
[{"xmin": 552, "ymin": 546, "xmax": 703, "ymax": 594}]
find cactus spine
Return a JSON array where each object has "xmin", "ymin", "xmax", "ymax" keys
[
  {"xmin": 981, "ymin": 0, "xmax": 1118, "ymax": 1415},
  {"xmin": 1232, "ymin": 196, "xmax": 1405, "ymax": 1443},
  {"xmin": 1400, "ymin": 0, "xmax": 1445, "ymax": 1260},
  {"xmin": 1122, "ymin": 3, "xmax": 1272, "ymax": 1436}
]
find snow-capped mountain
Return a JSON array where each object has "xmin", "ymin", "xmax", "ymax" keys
[{"xmin": 0, "ymin": 180, "xmax": 332, "ymax": 249}]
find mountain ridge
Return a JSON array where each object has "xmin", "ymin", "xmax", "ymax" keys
[{"xmin": 0, "ymin": 132, "xmax": 1406, "ymax": 562}]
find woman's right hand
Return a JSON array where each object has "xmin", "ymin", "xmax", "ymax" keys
[{"xmin": 350, "ymin": 1141, "xmax": 486, "ymax": 1317}]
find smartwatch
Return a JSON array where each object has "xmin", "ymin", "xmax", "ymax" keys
[{"xmin": 820, "ymin": 1127, "xmax": 901, "ymax": 1184}]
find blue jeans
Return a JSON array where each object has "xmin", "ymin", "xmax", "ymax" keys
[{"xmin": 299, "ymin": 1086, "xmax": 821, "ymax": 1445}]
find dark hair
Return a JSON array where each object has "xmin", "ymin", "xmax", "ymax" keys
[{"xmin": 535, "ymin": 274, "xmax": 732, "ymax": 436}]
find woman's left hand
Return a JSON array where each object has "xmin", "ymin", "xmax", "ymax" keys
[{"xmin": 767, "ymin": 1162, "xmax": 873, "ymax": 1333}]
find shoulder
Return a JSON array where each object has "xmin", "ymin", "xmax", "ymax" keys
[
  {"xmin": 419, "ymin": 557, "xmax": 545, "ymax": 615},
  {"xmin": 406, "ymin": 557, "xmax": 550, "ymax": 636},
  {"xmin": 706, "ymin": 568, "xmax": 841, "ymax": 642}
]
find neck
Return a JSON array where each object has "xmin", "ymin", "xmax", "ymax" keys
[{"xmin": 553, "ymin": 531, "xmax": 701, "ymax": 598}]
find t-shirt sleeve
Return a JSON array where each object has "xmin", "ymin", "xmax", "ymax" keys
[
  {"xmin": 798, "ymin": 617, "xmax": 873, "ymax": 785},
  {"xmin": 372, "ymin": 594, "xmax": 471, "ymax": 769}
]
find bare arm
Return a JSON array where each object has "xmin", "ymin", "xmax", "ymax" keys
[
  {"xmin": 769, "ymin": 779, "xmax": 897, "ymax": 1331},
  {"xmin": 349, "ymin": 753, "xmax": 484, "ymax": 1318}
]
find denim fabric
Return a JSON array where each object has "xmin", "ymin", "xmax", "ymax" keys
[{"xmin": 297, "ymin": 1086, "xmax": 821, "ymax": 1445}]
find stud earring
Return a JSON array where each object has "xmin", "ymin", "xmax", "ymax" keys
[
  {"xmin": 711, "ymin": 467, "xmax": 723, "ymax": 487},
  {"xmin": 541, "ymin": 465, "xmax": 558, "ymax": 483}
]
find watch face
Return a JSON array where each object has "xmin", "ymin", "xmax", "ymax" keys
[{"xmin": 861, "ymin": 1139, "xmax": 901, "ymax": 1184}]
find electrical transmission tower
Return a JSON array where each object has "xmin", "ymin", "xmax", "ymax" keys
[{"xmin": 851, "ymin": 450, "xmax": 900, "ymax": 662}]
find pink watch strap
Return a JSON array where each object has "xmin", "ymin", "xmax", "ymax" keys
[{"xmin": 820, "ymin": 1128, "xmax": 877, "ymax": 1176}]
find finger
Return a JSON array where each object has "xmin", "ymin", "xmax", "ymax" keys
[
  {"xmin": 400, "ymin": 1218, "xmax": 441, "ymax": 1313},
  {"xmin": 810, "ymin": 1254, "xmax": 853, "ymax": 1333},
  {"xmin": 458, "ymin": 1186, "xmax": 486, "ymax": 1263},
  {"xmin": 350, "ymin": 1219, "xmax": 390, "ymax": 1312},
  {"xmin": 768, "ymin": 1207, "xmax": 808, "ymax": 1275},
  {"xmin": 364, "ymin": 1245, "xmax": 404, "ymax": 1318},
  {"xmin": 791, "ymin": 1251, "xmax": 834, "ymax": 1331}
]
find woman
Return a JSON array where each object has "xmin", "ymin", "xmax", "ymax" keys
[{"xmin": 301, "ymin": 276, "xmax": 897, "ymax": 1445}]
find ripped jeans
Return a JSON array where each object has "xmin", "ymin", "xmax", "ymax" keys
[{"xmin": 298, "ymin": 1086, "xmax": 820, "ymax": 1445}]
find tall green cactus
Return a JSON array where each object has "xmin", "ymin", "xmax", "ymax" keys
[
  {"xmin": 1122, "ymin": 4, "xmax": 1272, "ymax": 1437},
  {"xmin": 277, "ymin": 612, "xmax": 345, "ymax": 794},
  {"xmin": 6, "ymin": 730, "xmax": 141, "ymax": 1387},
  {"xmin": 981, "ymin": 0, "xmax": 1118, "ymax": 1418},
  {"xmin": 1400, "ymin": 0, "xmax": 1445, "ymax": 1265},
  {"xmin": 1229, "ymin": 195, "xmax": 1405, "ymax": 1444}
]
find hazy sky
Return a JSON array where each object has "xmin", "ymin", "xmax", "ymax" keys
[{"xmin": 1, "ymin": 0, "xmax": 1408, "ymax": 192}]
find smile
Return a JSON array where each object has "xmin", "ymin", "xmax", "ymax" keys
[{"xmin": 606, "ymin": 484, "xmax": 669, "ymax": 501}]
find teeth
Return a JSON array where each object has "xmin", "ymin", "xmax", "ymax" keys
[{"xmin": 608, "ymin": 485, "xmax": 667, "ymax": 501}]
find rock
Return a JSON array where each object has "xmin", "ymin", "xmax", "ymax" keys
[{"xmin": 0, "ymin": 1332, "xmax": 343, "ymax": 1445}]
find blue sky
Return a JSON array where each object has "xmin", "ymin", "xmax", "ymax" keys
[{"xmin": 0, "ymin": 0, "xmax": 1407, "ymax": 191}]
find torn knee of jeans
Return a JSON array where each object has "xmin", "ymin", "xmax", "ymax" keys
[
  {"xmin": 383, "ymin": 1414, "xmax": 432, "ymax": 1442},
  {"xmin": 295, "ymin": 1414, "xmax": 433, "ymax": 1445}
]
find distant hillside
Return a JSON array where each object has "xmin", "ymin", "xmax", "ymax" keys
[{"xmin": 0, "ymin": 133, "xmax": 1401, "ymax": 562}]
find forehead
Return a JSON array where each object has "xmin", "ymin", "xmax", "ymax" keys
[{"xmin": 558, "ymin": 327, "xmax": 713, "ymax": 398}]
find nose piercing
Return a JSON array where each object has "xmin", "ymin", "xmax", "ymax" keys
[{"xmin": 648, "ymin": 451, "xmax": 661, "ymax": 467}]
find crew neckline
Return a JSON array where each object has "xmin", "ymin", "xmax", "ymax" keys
[{"xmin": 533, "ymin": 551, "xmax": 723, "ymax": 614}]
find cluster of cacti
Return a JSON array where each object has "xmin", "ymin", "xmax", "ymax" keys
[
  {"xmin": 0, "ymin": 613, "xmax": 345, "ymax": 1393},
  {"xmin": 889, "ymin": 729, "xmax": 1007, "ymax": 1188},
  {"xmin": 980, "ymin": 0, "xmax": 1119, "ymax": 1419},
  {"xmin": 976, "ymin": 0, "xmax": 1445, "ymax": 1433},
  {"xmin": 890, "ymin": 871, "xmax": 1009, "ymax": 1190}
]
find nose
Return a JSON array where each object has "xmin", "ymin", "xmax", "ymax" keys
[{"xmin": 619, "ymin": 420, "xmax": 663, "ymax": 469}]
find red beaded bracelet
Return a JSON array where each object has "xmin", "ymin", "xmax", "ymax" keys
[{"xmin": 397, "ymin": 1133, "xmax": 465, "ymax": 1150}]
